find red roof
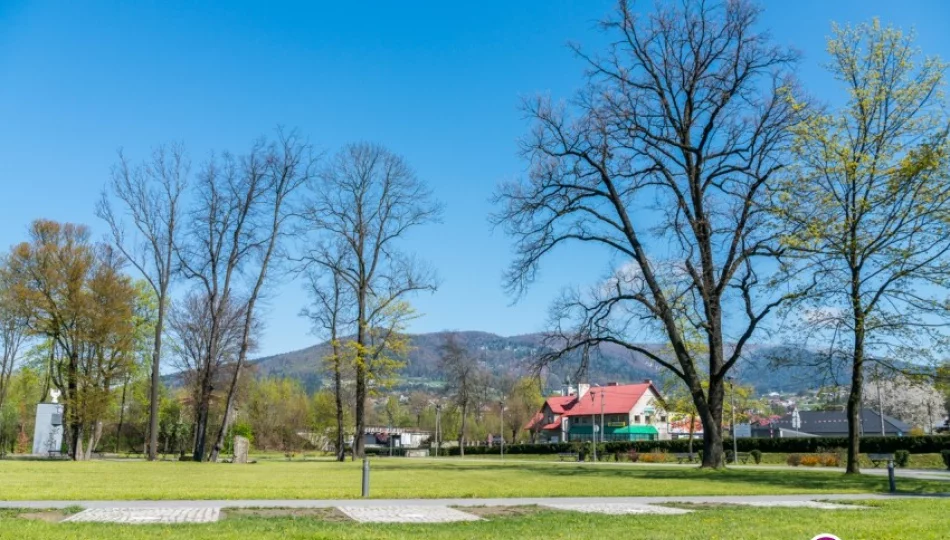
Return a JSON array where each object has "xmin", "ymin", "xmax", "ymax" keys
[
  {"xmin": 562, "ymin": 383, "xmax": 655, "ymax": 417},
  {"xmin": 541, "ymin": 420, "xmax": 562, "ymax": 430},
  {"xmin": 545, "ymin": 396, "xmax": 574, "ymax": 414}
]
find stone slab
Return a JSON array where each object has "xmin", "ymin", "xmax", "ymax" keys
[
  {"xmin": 543, "ymin": 503, "xmax": 692, "ymax": 515},
  {"xmin": 337, "ymin": 505, "xmax": 481, "ymax": 523},
  {"xmin": 724, "ymin": 501, "xmax": 868, "ymax": 510},
  {"xmin": 63, "ymin": 507, "xmax": 221, "ymax": 524}
]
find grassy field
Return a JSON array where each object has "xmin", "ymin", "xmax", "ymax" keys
[
  {"xmin": 1, "ymin": 499, "xmax": 949, "ymax": 539},
  {"xmin": 0, "ymin": 458, "xmax": 945, "ymax": 500}
]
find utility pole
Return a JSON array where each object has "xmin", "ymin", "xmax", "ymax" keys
[
  {"xmin": 876, "ymin": 365, "xmax": 886, "ymax": 437},
  {"xmin": 589, "ymin": 389, "xmax": 597, "ymax": 461},
  {"xmin": 600, "ymin": 390, "xmax": 605, "ymax": 443},
  {"xmin": 728, "ymin": 377, "xmax": 738, "ymax": 465}
]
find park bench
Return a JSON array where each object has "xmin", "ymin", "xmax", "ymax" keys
[
  {"xmin": 867, "ymin": 453, "xmax": 895, "ymax": 467},
  {"xmin": 557, "ymin": 452, "xmax": 579, "ymax": 462},
  {"xmin": 673, "ymin": 452, "xmax": 696, "ymax": 464}
]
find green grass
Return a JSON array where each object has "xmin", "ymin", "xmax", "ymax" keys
[
  {"xmin": 0, "ymin": 458, "xmax": 944, "ymax": 500},
  {"xmin": 1, "ymin": 500, "xmax": 949, "ymax": 539}
]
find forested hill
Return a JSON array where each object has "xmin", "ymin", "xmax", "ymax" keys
[{"xmin": 247, "ymin": 331, "xmax": 825, "ymax": 394}]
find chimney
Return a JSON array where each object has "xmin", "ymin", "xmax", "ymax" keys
[
  {"xmin": 606, "ymin": 382, "xmax": 619, "ymax": 387},
  {"xmin": 577, "ymin": 383, "xmax": 590, "ymax": 399},
  {"xmin": 561, "ymin": 382, "xmax": 576, "ymax": 397},
  {"xmin": 643, "ymin": 379, "xmax": 653, "ymax": 386}
]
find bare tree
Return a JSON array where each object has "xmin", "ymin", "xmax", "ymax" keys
[
  {"xmin": 176, "ymin": 131, "xmax": 314, "ymax": 461},
  {"xmin": 302, "ymin": 244, "xmax": 353, "ymax": 462},
  {"xmin": 299, "ymin": 142, "xmax": 441, "ymax": 458},
  {"xmin": 493, "ymin": 0, "xmax": 800, "ymax": 467},
  {"xmin": 775, "ymin": 20, "xmax": 950, "ymax": 472},
  {"xmin": 439, "ymin": 333, "xmax": 485, "ymax": 456},
  {"xmin": 207, "ymin": 131, "xmax": 316, "ymax": 463},
  {"xmin": 0, "ymin": 256, "xmax": 29, "ymax": 431},
  {"xmin": 97, "ymin": 143, "xmax": 187, "ymax": 461}
]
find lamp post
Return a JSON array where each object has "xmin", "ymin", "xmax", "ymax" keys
[
  {"xmin": 728, "ymin": 376, "xmax": 738, "ymax": 465},
  {"xmin": 589, "ymin": 387, "xmax": 598, "ymax": 461}
]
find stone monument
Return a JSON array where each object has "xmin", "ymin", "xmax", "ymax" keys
[
  {"xmin": 32, "ymin": 389, "xmax": 64, "ymax": 456},
  {"xmin": 232, "ymin": 435, "xmax": 250, "ymax": 464}
]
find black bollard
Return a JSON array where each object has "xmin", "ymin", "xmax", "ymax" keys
[
  {"xmin": 362, "ymin": 457, "xmax": 370, "ymax": 498},
  {"xmin": 887, "ymin": 459, "xmax": 896, "ymax": 493}
]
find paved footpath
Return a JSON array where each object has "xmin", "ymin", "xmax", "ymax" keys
[{"xmin": 3, "ymin": 493, "xmax": 945, "ymax": 524}]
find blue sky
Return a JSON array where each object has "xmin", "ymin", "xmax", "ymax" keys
[{"xmin": 2, "ymin": 1, "xmax": 949, "ymax": 358}]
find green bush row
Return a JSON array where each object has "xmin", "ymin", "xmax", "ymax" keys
[{"xmin": 444, "ymin": 435, "xmax": 949, "ymax": 456}]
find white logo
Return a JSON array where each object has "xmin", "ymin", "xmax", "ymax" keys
[
  {"xmin": 810, "ymin": 535, "xmax": 841, "ymax": 540},
  {"xmin": 49, "ymin": 389, "xmax": 61, "ymax": 404}
]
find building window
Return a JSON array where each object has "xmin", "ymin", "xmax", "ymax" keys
[
  {"xmin": 645, "ymin": 415, "xmax": 652, "ymax": 424},
  {"xmin": 634, "ymin": 415, "xmax": 640, "ymax": 424}
]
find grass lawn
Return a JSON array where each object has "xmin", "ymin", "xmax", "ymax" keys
[
  {"xmin": 0, "ymin": 459, "xmax": 945, "ymax": 500},
  {"xmin": 1, "ymin": 499, "xmax": 949, "ymax": 539}
]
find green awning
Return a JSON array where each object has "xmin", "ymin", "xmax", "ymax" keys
[{"xmin": 613, "ymin": 425, "xmax": 659, "ymax": 435}]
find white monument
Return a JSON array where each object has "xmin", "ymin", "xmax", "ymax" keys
[{"xmin": 32, "ymin": 390, "xmax": 64, "ymax": 456}]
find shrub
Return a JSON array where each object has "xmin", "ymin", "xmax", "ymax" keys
[
  {"xmin": 818, "ymin": 453, "xmax": 840, "ymax": 467},
  {"xmin": 640, "ymin": 452, "xmax": 668, "ymax": 463},
  {"xmin": 941, "ymin": 450, "xmax": 950, "ymax": 470},
  {"xmin": 800, "ymin": 455, "xmax": 821, "ymax": 467},
  {"xmin": 894, "ymin": 450, "xmax": 910, "ymax": 468},
  {"xmin": 787, "ymin": 453, "xmax": 803, "ymax": 467},
  {"xmin": 750, "ymin": 449, "xmax": 762, "ymax": 464},
  {"xmin": 626, "ymin": 449, "xmax": 640, "ymax": 463}
]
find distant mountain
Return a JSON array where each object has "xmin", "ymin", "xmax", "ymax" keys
[{"xmin": 247, "ymin": 331, "xmax": 826, "ymax": 394}]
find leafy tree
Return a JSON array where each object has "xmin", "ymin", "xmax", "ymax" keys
[{"xmin": 775, "ymin": 20, "xmax": 950, "ymax": 473}]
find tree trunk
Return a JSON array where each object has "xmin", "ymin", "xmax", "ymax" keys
[
  {"xmin": 192, "ymin": 380, "xmax": 212, "ymax": 461},
  {"xmin": 846, "ymin": 318, "xmax": 865, "ymax": 474},
  {"xmin": 67, "ymin": 350, "xmax": 80, "ymax": 461},
  {"xmin": 458, "ymin": 402, "xmax": 468, "ymax": 458},
  {"xmin": 333, "ymin": 348, "xmax": 345, "ymax": 462},
  {"xmin": 353, "ymin": 292, "xmax": 367, "ymax": 460},
  {"xmin": 115, "ymin": 376, "xmax": 129, "ymax": 454},
  {"xmin": 688, "ymin": 412, "xmax": 695, "ymax": 455},
  {"xmin": 147, "ymin": 294, "xmax": 167, "ymax": 461},
  {"xmin": 697, "ymin": 378, "xmax": 725, "ymax": 469}
]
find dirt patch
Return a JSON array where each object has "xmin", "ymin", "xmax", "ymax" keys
[
  {"xmin": 455, "ymin": 505, "xmax": 544, "ymax": 518},
  {"xmin": 17, "ymin": 510, "xmax": 68, "ymax": 523},
  {"xmin": 223, "ymin": 507, "xmax": 351, "ymax": 522}
]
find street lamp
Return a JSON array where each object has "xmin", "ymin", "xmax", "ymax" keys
[{"xmin": 731, "ymin": 380, "xmax": 739, "ymax": 464}]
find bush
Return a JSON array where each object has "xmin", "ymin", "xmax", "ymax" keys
[
  {"xmin": 818, "ymin": 453, "xmax": 840, "ymax": 467},
  {"xmin": 941, "ymin": 450, "xmax": 950, "ymax": 470},
  {"xmin": 800, "ymin": 455, "xmax": 821, "ymax": 467},
  {"xmin": 640, "ymin": 452, "xmax": 668, "ymax": 463},
  {"xmin": 750, "ymin": 449, "xmax": 762, "ymax": 464},
  {"xmin": 787, "ymin": 453, "xmax": 803, "ymax": 467},
  {"xmin": 894, "ymin": 450, "xmax": 910, "ymax": 468},
  {"xmin": 626, "ymin": 449, "xmax": 640, "ymax": 463}
]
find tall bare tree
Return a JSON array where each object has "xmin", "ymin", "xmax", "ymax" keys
[
  {"xmin": 774, "ymin": 20, "xmax": 950, "ymax": 473},
  {"xmin": 300, "ymin": 142, "xmax": 440, "ymax": 458},
  {"xmin": 0, "ymin": 256, "xmax": 29, "ymax": 430},
  {"xmin": 438, "ymin": 333, "xmax": 485, "ymax": 456},
  {"xmin": 176, "ymin": 131, "xmax": 315, "ymax": 461},
  {"xmin": 97, "ymin": 143, "xmax": 187, "ymax": 461},
  {"xmin": 207, "ymin": 131, "xmax": 316, "ymax": 462},
  {"xmin": 302, "ymin": 245, "xmax": 353, "ymax": 462},
  {"xmin": 493, "ymin": 0, "xmax": 800, "ymax": 467}
]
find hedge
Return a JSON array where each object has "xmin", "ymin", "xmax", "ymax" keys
[{"xmin": 444, "ymin": 435, "xmax": 950, "ymax": 456}]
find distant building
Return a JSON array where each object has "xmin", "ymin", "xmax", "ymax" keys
[
  {"xmin": 751, "ymin": 408, "xmax": 911, "ymax": 438},
  {"xmin": 525, "ymin": 381, "xmax": 669, "ymax": 442}
]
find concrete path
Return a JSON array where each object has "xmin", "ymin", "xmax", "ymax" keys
[{"xmin": 0, "ymin": 492, "xmax": 943, "ymax": 510}]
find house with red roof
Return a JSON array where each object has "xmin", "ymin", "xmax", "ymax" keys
[{"xmin": 525, "ymin": 381, "xmax": 669, "ymax": 443}]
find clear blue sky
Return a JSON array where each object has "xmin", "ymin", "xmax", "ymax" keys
[{"xmin": 2, "ymin": 1, "xmax": 949, "ymax": 358}]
